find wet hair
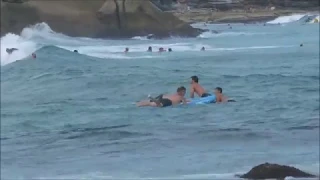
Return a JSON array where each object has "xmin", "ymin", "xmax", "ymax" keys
[
  {"xmin": 32, "ymin": 53, "xmax": 37, "ymax": 58},
  {"xmin": 191, "ymin": 75, "xmax": 199, "ymax": 83},
  {"xmin": 177, "ymin": 86, "xmax": 186, "ymax": 92},
  {"xmin": 215, "ymin": 87, "xmax": 222, "ymax": 93}
]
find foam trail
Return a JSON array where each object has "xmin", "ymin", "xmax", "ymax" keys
[
  {"xmin": 198, "ymin": 31, "xmax": 269, "ymax": 38},
  {"xmin": 267, "ymin": 14, "xmax": 306, "ymax": 24},
  {"xmin": 131, "ymin": 36, "xmax": 150, "ymax": 40},
  {"xmin": 38, "ymin": 172, "xmax": 240, "ymax": 180},
  {"xmin": 58, "ymin": 42, "xmax": 211, "ymax": 59}
]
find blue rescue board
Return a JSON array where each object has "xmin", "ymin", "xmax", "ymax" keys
[{"xmin": 188, "ymin": 95, "xmax": 216, "ymax": 105}]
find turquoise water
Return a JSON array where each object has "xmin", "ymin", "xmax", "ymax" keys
[{"xmin": 1, "ymin": 20, "xmax": 319, "ymax": 179}]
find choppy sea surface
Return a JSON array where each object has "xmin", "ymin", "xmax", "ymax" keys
[{"xmin": 1, "ymin": 14, "xmax": 319, "ymax": 179}]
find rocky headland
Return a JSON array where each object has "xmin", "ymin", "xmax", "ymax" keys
[
  {"xmin": 1, "ymin": 0, "xmax": 202, "ymax": 38},
  {"xmin": 1, "ymin": 0, "xmax": 319, "ymax": 38},
  {"xmin": 173, "ymin": 0, "xmax": 319, "ymax": 23}
]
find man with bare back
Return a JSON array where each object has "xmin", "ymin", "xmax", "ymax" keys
[
  {"xmin": 136, "ymin": 86, "xmax": 188, "ymax": 107},
  {"xmin": 214, "ymin": 87, "xmax": 236, "ymax": 103},
  {"xmin": 190, "ymin": 76, "xmax": 211, "ymax": 98}
]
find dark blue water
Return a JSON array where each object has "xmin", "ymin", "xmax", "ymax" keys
[{"xmin": 1, "ymin": 22, "xmax": 319, "ymax": 179}]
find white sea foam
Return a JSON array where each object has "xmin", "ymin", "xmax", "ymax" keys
[
  {"xmin": 267, "ymin": 13, "xmax": 320, "ymax": 24},
  {"xmin": 0, "ymin": 22, "xmax": 299, "ymax": 66},
  {"xmin": 198, "ymin": 31, "xmax": 269, "ymax": 38},
  {"xmin": 0, "ymin": 33, "xmax": 38, "ymax": 66}
]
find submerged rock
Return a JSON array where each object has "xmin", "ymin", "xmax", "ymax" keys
[
  {"xmin": 1, "ymin": 0, "xmax": 202, "ymax": 38},
  {"xmin": 239, "ymin": 163, "xmax": 316, "ymax": 179}
]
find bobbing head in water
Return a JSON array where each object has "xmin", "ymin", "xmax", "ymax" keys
[
  {"xmin": 214, "ymin": 87, "xmax": 222, "ymax": 95},
  {"xmin": 31, "ymin": 53, "xmax": 37, "ymax": 59},
  {"xmin": 190, "ymin": 75, "xmax": 199, "ymax": 84},
  {"xmin": 214, "ymin": 87, "xmax": 235, "ymax": 102},
  {"xmin": 159, "ymin": 47, "xmax": 166, "ymax": 52}
]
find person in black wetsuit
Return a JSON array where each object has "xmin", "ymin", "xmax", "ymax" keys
[
  {"xmin": 136, "ymin": 86, "xmax": 188, "ymax": 107},
  {"xmin": 6, "ymin": 48, "xmax": 18, "ymax": 54},
  {"xmin": 190, "ymin": 76, "xmax": 211, "ymax": 98}
]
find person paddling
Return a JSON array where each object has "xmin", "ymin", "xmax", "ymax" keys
[
  {"xmin": 136, "ymin": 86, "xmax": 188, "ymax": 107},
  {"xmin": 190, "ymin": 76, "xmax": 211, "ymax": 98}
]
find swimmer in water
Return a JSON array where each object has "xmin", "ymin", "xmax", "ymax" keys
[
  {"xmin": 201, "ymin": 47, "xmax": 205, "ymax": 51},
  {"xmin": 190, "ymin": 76, "xmax": 211, "ymax": 98},
  {"xmin": 214, "ymin": 87, "xmax": 235, "ymax": 102},
  {"xmin": 168, "ymin": 48, "xmax": 172, "ymax": 52},
  {"xmin": 159, "ymin": 47, "xmax": 166, "ymax": 52},
  {"xmin": 300, "ymin": 43, "xmax": 303, "ymax": 47},
  {"xmin": 124, "ymin": 47, "xmax": 129, "ymax": 53},
  {"xmin": 6, "ymin": 48, "xmax": 18, "ymax": 54},
  {"xmin": 136, "ymin": 86, "xmax": 188, "ymax": 107},
  {"xmin": 31, "ymin": 53, "xmax": 36, "ymax": 59},
  {"xmin": 74, "ymin": 50, "xmax": 78, "ymax": 53},
  {"xmin": 147, "ymin": 46, "xmax": 152, "ymax": 52}
]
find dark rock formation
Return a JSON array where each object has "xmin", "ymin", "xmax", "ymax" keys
[
  {"xmin": 239, "ymin": 163, "xmax": 316, "ymax": 180},
  {"xmin": 1, "ymin": 0, "xmax": 202, "ymax": 38},
  {"xmin": 97, "ymin": 0, "xmax": 202, "ymax": 38},
  {"xmin": 1, "ymin": 0, "xmax": 107, "ymax": 37}
]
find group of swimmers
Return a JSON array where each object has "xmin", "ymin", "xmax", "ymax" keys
[
  {"xmin": 124, "ymin": 46, "xmax": 206, "ymax": 53},
  {"xmin": 136, "ymin": 75, "xmax": 231, "ymax": 108}
]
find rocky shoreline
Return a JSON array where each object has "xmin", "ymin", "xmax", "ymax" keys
[
  {"xmin": 238, "ymin": 162, "xmax": 317, "ymax": 180},
  {"xmin": 0, "ymin": 0, "xmax": 202, "ymax": 38},
  {"xmin": 1, "ymin": 0, "xmax": 319, "ymax": 38},
  {"xmin": 173, "ymin": 8, "xmax": 319, "ymax": 24}
]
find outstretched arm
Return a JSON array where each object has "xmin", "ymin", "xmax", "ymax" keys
[{"xmin": 181, "ymin": 98, "xmax": 189, "ymax": 104}]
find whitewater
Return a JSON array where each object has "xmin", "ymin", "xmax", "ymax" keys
[
  {"xmin": 1, "ymin": 13, "xmax": 319, "ymax": 66},
  {"xmin": 1, "ymin": 14, "xmax": 319, "ymax": 179}
]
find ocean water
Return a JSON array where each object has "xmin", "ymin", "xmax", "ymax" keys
[{"xmin": 1, "ymin": 14, "xmax": 319, "ymax": 179}]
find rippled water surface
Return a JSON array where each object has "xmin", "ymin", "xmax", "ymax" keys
[{"xmin": 1, "ymin": 21, "xmax": 319, "ymax": 179}]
